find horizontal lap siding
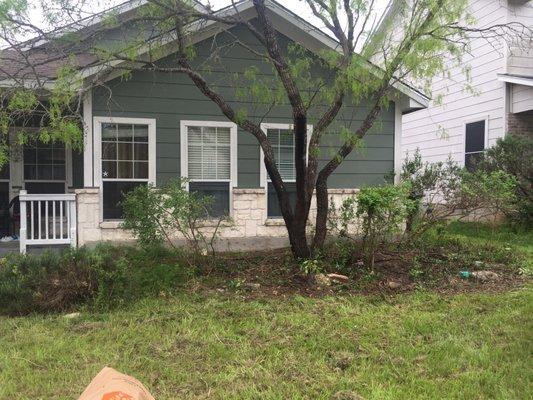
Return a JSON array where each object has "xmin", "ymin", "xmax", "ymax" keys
[
  {"xmin": 93, "ymin": 25, "xmax": 394, "ymax": 189},
  {"xmin": 402, "ymin": 0, "xmax": 508, "ymax": 164}
]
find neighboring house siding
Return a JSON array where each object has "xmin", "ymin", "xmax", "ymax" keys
[
  {"xmin": 92, "ymin": 25, "xmax": 395, "ymax": 189},
  {"xmin": 505, "ymin": 1, "xmax": 533, "ymax": 77},
  {"xmin": 511, "ymin": 84, "xmax": 533, "ymax": 113},
  {"xmin": 402, "ymin": 0, "xmax": 508, "ymax": 164}
]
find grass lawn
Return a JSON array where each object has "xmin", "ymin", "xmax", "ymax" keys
[
  {"xmin": 444, "ymin": 222, "xmax": 533, "ymax": 268},
  {"xmin": 1, "ymin": 288, "xmax": 532, "ymax": 399}
]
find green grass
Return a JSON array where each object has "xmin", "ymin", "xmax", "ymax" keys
[
  {"xmin": 444, "ymin": 221, "xmax": 533, "ymax": 270},
  {"xmin": 1, "ymin": 289, "xmax": 532, "ymax": 399}
]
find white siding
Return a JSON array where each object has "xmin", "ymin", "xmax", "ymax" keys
[
  {"xmin": 511, "ymin": 83, "xmax": 533, "ymax": 113},
  {"xmin": 402, "ymin": 0, "xmax": 508, "ymax": 166},
  {"xmin": 506, "ymin": 1, "xmax": 533, "ymax": 77}
]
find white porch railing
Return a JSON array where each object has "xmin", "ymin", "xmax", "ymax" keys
[{"xmin": 19, "ymin": 190, "xmax": 77, "ymax": 254}]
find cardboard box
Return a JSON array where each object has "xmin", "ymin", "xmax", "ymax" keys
[{"xmin": 78, "ymin": 367, "xmax": 155, "ymax": 400}]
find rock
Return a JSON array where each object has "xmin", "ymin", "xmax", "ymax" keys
[
  {"xmin": 387, "ymin": 281, "xmax": 402, "ymax": 289},
  {"xmin": 471, "ymin": 270, "xmax": 500, "ymax": 282},
  {"xmin": 63, "ymin": 312, "xmax": 81, "ymax": 319},
  {"xmin": 332, "ymin": 391, "xmax": 364, "ymax": 400},
  {"xmin": 327, "ymin": 273, "xmax": 349, "ymax": 283},
  {"xmin": 244, "ymin": 282, "xmax": 261, "ymax": 290},
  {"xmin": 315, "ymin": 273, "xmax": 331, "ymax": 287}
]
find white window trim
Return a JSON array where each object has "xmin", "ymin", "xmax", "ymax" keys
[
  {"xmin": 93, "ymin": 116, "xmax": 157, "ymax": 221},
  {"xmin": 180, "ymin": 120, "xmax": 238, "ymax": 216},
  {"xmin": 259, "ymin": 122, "xmax": 312, "ymax": 219},
  {"xmin": 463, "ymin": 115, "xmax": 489, "ymax": 167}
]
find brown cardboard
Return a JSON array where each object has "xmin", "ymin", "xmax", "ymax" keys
[{"xmin": 78, "ymin": 367, "xmax": 155, "ymax": 400}]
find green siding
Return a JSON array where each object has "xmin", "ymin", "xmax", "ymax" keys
[{"xmin": 93, "ymin": 25, "xmax": 395, "ymax": 189}]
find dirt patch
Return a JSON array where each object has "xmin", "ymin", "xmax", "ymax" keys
[{"xmin": 197, "ymin": 244, "xmax": 529, "ymax": 299}]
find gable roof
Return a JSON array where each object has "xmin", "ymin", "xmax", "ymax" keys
[{"xmin": 0, "ymin": 0, "xmax": 428, "ymax": 110}]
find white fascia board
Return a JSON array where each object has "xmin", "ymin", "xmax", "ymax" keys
[
  {"xmin": 0, "ymin": 78, "xmax": 56, "ymax": 90},
  {"xmin": 497, "ymin": 74, "xmax": 533, "ymax": 87}
]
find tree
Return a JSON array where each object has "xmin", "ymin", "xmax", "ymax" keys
[{"xmin": 1, "ymin": 0, "xmax": 531, "ymax": 259}]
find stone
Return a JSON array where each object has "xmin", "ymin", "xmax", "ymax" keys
[
  {"xmin": 387, "ymin": 281, "xmax": 402, "ymax": 289},
  {"xmin": 233, "ymin": 200, "xmax": 251, "ymax": 210},
  {"xmin": 315, "ymin": 273, "xmax": 331, "ymax": 287},
  {"xmin": 244, "ymin": 282, "xmax": 261, "ymax": 290},
  {"xmin": 471, "ymin": 270, "xmax": 500, "ymax": 282},
  {"xmin": 64, "ymin": 312, "xmax": 81, "ymax": 319},
  {"xmin": 327, "ymin": 273, "xmax": 349, "ymax": 283}
]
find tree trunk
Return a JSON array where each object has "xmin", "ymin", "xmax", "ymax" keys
[
  {"xmin": 312, "ymin": 176, "xmax": 329, "ymax": 254},
  {"xmin": 286, "ymin": 218, "xmax": 311, "ymax": 259}
]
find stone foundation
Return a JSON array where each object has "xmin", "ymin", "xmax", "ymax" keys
[
  {"xmin": 507, "ymin": 112, "xmax": 533, "ymax": 137},
  {"xmin": 75, "ymin": 187, "xmax": 360, "ymax": 249}
]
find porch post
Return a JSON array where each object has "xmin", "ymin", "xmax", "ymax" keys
[
  {"xmin": 83, "ymin": 89, "xmax": 94, "ymax": 187},
  {"xmin": 69, "ymin": 198, "xmax": 77, "ymax": 248},
  {"xmin": 19, "ymin": 190, "xmax": 27, "ymax": 254}
]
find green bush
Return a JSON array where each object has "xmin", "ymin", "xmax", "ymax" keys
[
  {"xmin": 121, "ymin": 178, "xmax": 229, "ymax": 255},
  {"xmin": 339, "ymin": 183, "xmax": 414, "ymax": 268},
  {"xmin": 480, "ymin": 135, "xmax": 533, "ymax": 226},
  {"xmin": 399, "ymin": 150, "xmax": 518, "ymax": 236},
  {"xmin": 0, "ymin": 245, "xmax": 194, "ymax": 316}
]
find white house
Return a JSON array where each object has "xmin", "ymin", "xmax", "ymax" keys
[{"xmin": 400, "ymin": 0, "xmax": 533, "ymax": 168}]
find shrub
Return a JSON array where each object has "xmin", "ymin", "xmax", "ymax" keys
[
  {"xmin": 0, "ymin": 245, "xmax": 193, "ymax": 316},
  {"xmin": 399, "ymin": 150, "xmax": 518, "ymax": 236},
  {"xmin": 121, "ymin": 178, "xmax": 229, "ymax": 255},
  {"xmin": 479, "ymin": 135, "xmax": 533, "ymax": 226},
  {"xmin": 339, "ymin": 183, "xmax": 414, "ymax": 268}
]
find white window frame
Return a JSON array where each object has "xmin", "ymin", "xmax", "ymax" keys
[
  {"xmin": 94, "ymin": 116, "xmax": 156, "ymax": 221},
  {"xmin": 463, "ymin": 115, "xmax": 489, "ymax": 167},
  {"xmin": 180, "ymin": 120, "xmax": 238, "ymax": 216},
  {"xmin": 15, "ymin": 127, "xmax": 73, "ymax": 193},
  {"xmin": 259, "ymin": 123, "xmax": 312, "ymax": 219}
]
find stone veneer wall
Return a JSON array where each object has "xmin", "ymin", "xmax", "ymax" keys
[{"xmin": 75, "ymin": 187, "xmax": 359, "ymax": 248}]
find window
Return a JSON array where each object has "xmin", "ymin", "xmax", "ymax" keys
[
  {"xmin": 465, "ymin": 120, "xmax": 486, "ymax": 171},
  {"xmin": 94, "ymin": 117, "xmax": 155, "ymax": 220},
  {"xmin": 0, "ymin": 151, "xmax": 8, "ymax": 212},
  {"xmin": 260, "ymin": 123, "xmax": 311, "ymax": 218},
  {"xmin": 180, "ymin": 121, "xmax": 237, "ymax": 217},
  {"xmin": 23, "ymin": 141, "xmax": 66, "ymax": 181}
]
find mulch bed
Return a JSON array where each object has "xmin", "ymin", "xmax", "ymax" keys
[{"xmin": 198, "ymin": 246, "xmax": 529, "ymax": 299}]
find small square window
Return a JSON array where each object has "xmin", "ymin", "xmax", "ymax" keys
[
  {"xmin": 134, "ymin": 162, "xmax": 148, "ymax": 179},
  {"xmin": 117, "ymin": 161, "xmax": 133, "ymax": 179},
  {"xmin": 102, "ymin": 161, "xmax": 117, "ymax": 179},
  {"xmin": 117, "ymin": 142, "xmax": 133, "ymax": 161},
  {"xmin": 117, "ymin": 124, "xmax": 134, "ymax": 142},
  {"xmin": 102, "ymin": 123, "xmax": 117, "ymax": 141}
]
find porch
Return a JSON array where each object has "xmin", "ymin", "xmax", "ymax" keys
[{"xmin": 0, "ymin": 136, "xmax": 84, "ymax": 254}]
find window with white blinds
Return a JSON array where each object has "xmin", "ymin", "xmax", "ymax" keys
[
  {"xmin": 267, "ymin": 128, "xmax": 295, "ymax": 181},
  {"xmin": 187, "ymin": 126, "xmax": 231, "ymax": 181},
  {"xmin": 181, "ymin": 121, "xmax": 237, "ymax": 217}
]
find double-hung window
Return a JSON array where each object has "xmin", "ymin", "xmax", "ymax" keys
[
  {"xmin": 260, "ymin": 123, "xmax": 311, "ymax": 218},
  {"xmin": 181, "ymin": 121, "xmax": 237, "ymax": 217},
  {"xmin": 464, "ymin": 119, "xmax": 486, "ymax": 171},
  {"xmin": 95, "ymin": 117, "xmax": 156, "ymax": 220}
]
